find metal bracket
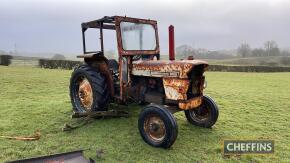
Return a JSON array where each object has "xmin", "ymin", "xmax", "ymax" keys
[{"xmin": 71, "ymin": 110, "xmax": 130, "ymax": 118}]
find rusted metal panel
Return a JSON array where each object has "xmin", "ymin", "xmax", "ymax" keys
[
  {"xmin": 81, "ymin": 16, "xmax": 116, "ymax": 29},
  {"xmin": 119, "ymin": 56, "xmax": 132, "ymax": 102},
  {"xmin": 82, "ymin": 23, "xmax": 116, "ymax": 30},
  {"xmin": 132, "ymin": 60, "xmax": 208, "ymax": 79},
  {"xmin": 115, "ymin": 16, "xmax": 160, "ymax": 56},
  {"xmin": 7, "ymin": 150, "xmax": 93, "ymax": 163},
  {"xmin": 77, "ymin": 52, "xmax": 101, "ymax": 58},
  {"xmin": 179, "ymin": 96, "xmax": 202, "ymax": 110},
  {"xmin": 132, "ymin": 69, "xmax": 179, "ymax": 77},
  {"xmin": 97, "ymin": 60, "xmax": 115, "ymax": 97},
  {"xmin": 163, "ymin": 78, "xmax": 190, "ymax": 100}
]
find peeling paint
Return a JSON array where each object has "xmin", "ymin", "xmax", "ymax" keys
[
  {"xmin": 132, "ymin": 60, "xmax": 208, "ymax": 78},
  {"xmin": 163, "ymin": 78, "xmax": 189, "ymax": 100},
  {"xmin": 179, "ymin": 96, "xmax": 202, "ymax": 110}
]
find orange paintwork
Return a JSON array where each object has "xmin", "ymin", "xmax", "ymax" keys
[
  {"xmin": 132, "ymin": 59, "xmax": 208, "ymax": 79},
  {"xmin": 178, "ymin": 96, "xmax": 202, "ymax": 110},
  {"xmin": 163, "ymin": 78, "xmax": 190, "ymax": 100}
]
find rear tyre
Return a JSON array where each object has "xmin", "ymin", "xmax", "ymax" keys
[
  {"xmin": 108, "ymin": 59, "xmax": 119, "ymax": 72},
  {"xmin": 70, "ymin": 64, "xmax": 110, "ymax": 112},
  {"xmin": 184, "ymin": 95, "xmax": 219, "ymax": 128},
  {"xmin": 138, "ymin": 104, "xmax": 178, "ymax": 148}
]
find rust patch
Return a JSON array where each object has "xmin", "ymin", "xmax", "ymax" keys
[
  {"xmin": 97, "ymin": 61, "xmax": 114, "ymax": 97},
  {"xmin": 78, "ymin": 78, "xmax": 93, "ymax": 110},
  {"xmin": 144, "ymin": 114, "xmax": 166, "ymax": 143},
  {"xmin": 132, "ymin": 60, "xmax": 208, "ymax": 79},
  {"xmin": 163, "ymin": 78, "xmax": 190, "ymax": 100},
  {"xmin": 179, "ymin": 96, "xmax": 202, "ymax": 110}
]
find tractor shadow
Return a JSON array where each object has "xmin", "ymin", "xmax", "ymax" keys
[
  {"xmin": 62, "ymin": 104, "xmax": 224, "ymax": 156},
  {"xmin": 172, "ymin": 113, "xmax": 224, "ymax": 152}
]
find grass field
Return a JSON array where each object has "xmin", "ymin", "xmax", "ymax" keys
[{"xmin": 0, "ymin": 66, "xmax": 290, "ymax": 162}]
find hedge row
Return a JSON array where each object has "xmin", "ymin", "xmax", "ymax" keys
[
  {"xmin": 39, "ymin": 59, "xmax": 83, "ymax": 70},
  {"xmin": 0, "ymin": 55, "xmax": 12, "ymax": 66},
  {"xmin": 38, "ymin": 59, "xmax": 290, "ymax": 72},
  {"xmin": 209, "ymin": 64, "xmax": 290, "ymax": 72}
]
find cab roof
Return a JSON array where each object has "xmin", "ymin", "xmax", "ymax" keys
[{"xmin": 81, "ymin": 16, "xmax": 157, "ymax": 30}]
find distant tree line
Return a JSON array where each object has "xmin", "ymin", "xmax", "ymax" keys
[
  {"xmin": 39, "ymin": 59, "xmax": 82, "ymax": 69},
  {"xmin": 51, "ymin": 54, "xmax": 66, "ymax": 60},
  {"xmin": 237, "ymin": 40, "xmax": 290, "ymax": 58},
  {"xmin": 175, "ymin": 45, "xmax": 235, "ymax": 60},
  {"xmin": 175, "ymin": 41, "xmax": 290, "ymax": 60}
]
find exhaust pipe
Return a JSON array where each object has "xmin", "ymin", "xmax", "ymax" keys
[{"xmin": 169, "ymin": 25, "xmax": 175, "ymax": 61}]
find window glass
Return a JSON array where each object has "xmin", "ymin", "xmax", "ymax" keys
[{"xmin": 120, "ymin": 22, "xmax": 156, "ymax": 50}]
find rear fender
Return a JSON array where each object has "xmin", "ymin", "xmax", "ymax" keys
[
  {"xmin": 77, "ymin": 53, "xmax": 114, "ymax": 96},
  {"xmin": 77, "ymin": 53, "xmax": 108, "ymax": 66}
]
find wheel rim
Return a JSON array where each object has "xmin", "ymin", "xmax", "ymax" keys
[
  {"xmin": 190, "ymin": 102, "xmax": 211, "ymax": 122},
  {"xmin": 144, "ymin": 114, "xmax": 166, "ymax": 143},
  {"xmin": 78, "ymin": 77, "xmax": 93, "ymax": 110}
]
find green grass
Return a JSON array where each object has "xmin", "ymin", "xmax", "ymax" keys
[{"xmin": 0, "ymin": 66, "xmax": 290, "ymax": 162}]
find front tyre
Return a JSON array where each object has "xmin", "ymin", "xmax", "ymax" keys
[
  {"xmin": 184, "ymin": 95, "xmax": 219, "ymax": 128},
  {"xmin": 138, "ymin": 104, "xmax": 178, "ymax": 148},
  {"xmin": 70, "ymin": 64, "xmax": 110, "ymax": 113}
]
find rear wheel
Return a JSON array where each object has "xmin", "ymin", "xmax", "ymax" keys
[
  {"xmin": 184, "ymin": 95, "xmax": 219, "ymax": 128},
  {"xmin": 138, "ymin": 104, "xmax": 178, "ymax": 148},
  {"xmin": 70, "ymin": 64, "xmax": 110, "ymax": 112}
]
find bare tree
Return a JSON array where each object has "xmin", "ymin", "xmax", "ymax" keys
[
  {"xmin": 252, "ymin": 48, "xmax": 265, "ymax": 57},
  {"xmin": 238, "ymin": 43, "xmax": 251, "ymax": 58},
  {"xmin": 52, "ymin": 54, "xmax": 66, "ymax": 60},
  {"xmin": 264, "ymin": 40, "xmax": 280, "ymax": 56},
  {"xmin": 281, "ymin": 50, "xmax": 290, "ymax": 56}
]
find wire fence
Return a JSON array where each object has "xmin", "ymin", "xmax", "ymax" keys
[
  {"xmin": 10, "ymin": 59, "xmax": 39, "ymax": 67},
  {"xmin": 1, "ymin": 55, "xmax": 290, "ymax": 72}
]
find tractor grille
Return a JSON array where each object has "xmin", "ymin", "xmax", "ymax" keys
[{"xmin": 187, "ymin": 76, "xmax": 205, "ymax": 98}]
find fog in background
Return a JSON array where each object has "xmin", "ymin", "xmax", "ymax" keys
[{"xmin": 0, "ymin": 0, "xmax": 289, "ymax": 57}]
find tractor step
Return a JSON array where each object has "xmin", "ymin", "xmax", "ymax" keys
[
  {"xmin": 63, "ymin": 110, "xmax": 130, "ymax": 132},
  {"xmin": 72, "ymin": 110, "xmax": 130, "ymax": 118}
]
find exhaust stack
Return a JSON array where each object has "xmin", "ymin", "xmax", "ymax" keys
[{"xmin": 169, "ymin": 25, "xmax": 175, "ymax": 61}]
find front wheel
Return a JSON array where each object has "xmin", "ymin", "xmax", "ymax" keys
[
  {"xmin": 138, "ymin": 104, "xmax": 178, "ymax": 148},
  {"xmin": 184, "ymin": 95, "xmax": 219, "ymax": 128}
]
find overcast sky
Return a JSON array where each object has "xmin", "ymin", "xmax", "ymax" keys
[{"xmin": 0, "ymin": 0, "xmax": 289, "ymax": 55}]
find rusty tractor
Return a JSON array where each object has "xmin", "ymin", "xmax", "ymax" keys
[{"xmin": 69, "ymin": 16, "xmax": 219, "ymax": 148}]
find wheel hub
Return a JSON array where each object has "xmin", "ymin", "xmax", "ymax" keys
[
  {"xmin": 144, "ymin": 115, "xmax": 166, "ymax": 142},
  {"xmin": 78, "ymin": 78, "xmax": 93, "ymax": 110},
  {"xmin": 150, "ymin": 123, "xmax": 160, "ymax": 132},
  {"xmin": 191, "ymin": 103, "xmax": 210, "ymax": 121}
]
